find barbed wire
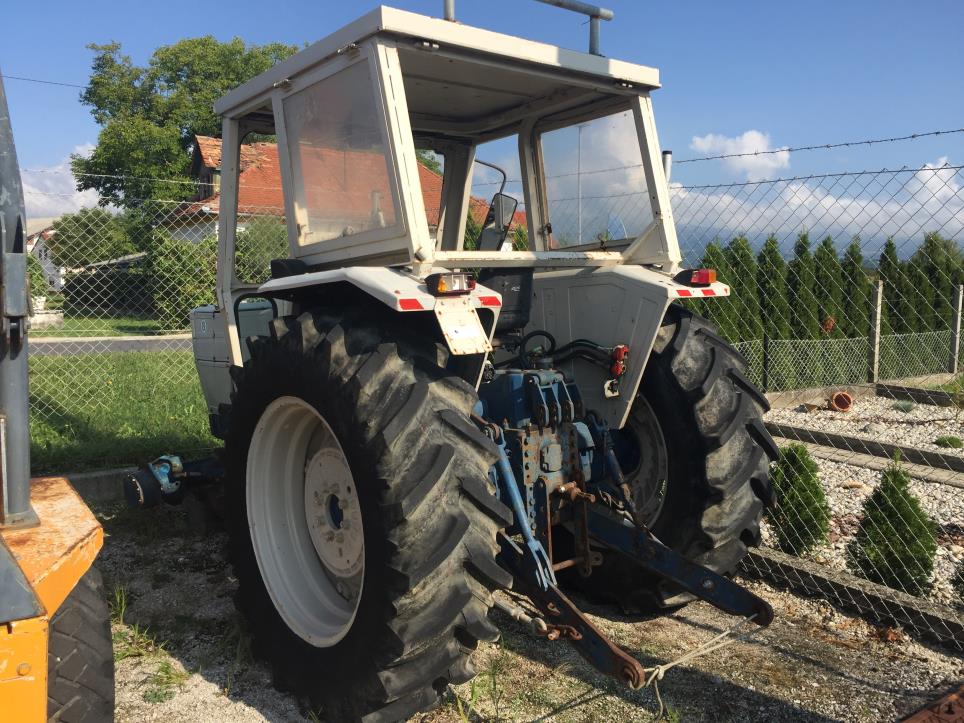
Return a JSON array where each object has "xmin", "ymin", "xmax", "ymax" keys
[
  {"xmin": 0, "ymin": 74, "xmax": 86, "ymax": 89},
  {"xmin": 676, "ymin": 162, "xmax": 963, "ymax": 190},
  {"xmin": 676, "ymin": 127, "xmax": 964, "ymax": 164}
]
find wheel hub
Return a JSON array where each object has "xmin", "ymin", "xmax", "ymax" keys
[{"xmin": 305, "ymin": 447, "xmax": 364, "ymax": 580}]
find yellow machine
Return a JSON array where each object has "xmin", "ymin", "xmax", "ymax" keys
[{"xmin": 0, "ymin": 76, "xmax": 114, "ymax": 721}]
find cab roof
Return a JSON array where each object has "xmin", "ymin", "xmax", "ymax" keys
[{"xmin": 215, "ymin": 5, "xmax": 660, "ymax": 119}]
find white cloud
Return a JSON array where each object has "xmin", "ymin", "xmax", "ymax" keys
[
  {"xmin": 21, "ymin": 144, "xmax": 101, "ymax": 221},
  {"xmin": 670, "ymin": 157, "xmax": 962, "ymax": 262},
  {"xmin": 689, "ymin": 130, "xmax": 790, "ymax": 181}
]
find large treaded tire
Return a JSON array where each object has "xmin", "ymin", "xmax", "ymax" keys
[
  {"xmin": 580, "ymin": 304, "xmax": 778, "ymax": 612},
  {"xmin": 225, "ymin": 310, "xmax": 512, "ymax": 722},
  {"xmin": 47, "ymin": 566, "xmax": 115, "ymax": 723}
]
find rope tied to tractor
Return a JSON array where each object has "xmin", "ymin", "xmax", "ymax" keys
[{"xmin": 642, "ymin": 614, "xmax": 762, "ymax": 720}]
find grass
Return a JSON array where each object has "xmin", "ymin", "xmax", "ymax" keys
[
  {"xmin": 32, "ymin": 314, "xmax": 175, "ymax": 337},
  {"xmin": 935, "ymin": 435, "xmax": 964, "ymax": 449},
  {"xmin": 143, "ymin": 660, "xmax": 190, "ymax": 704},
  {"xmin": 29, "ymin": 350, "xmax": 217, "ymax": 473}
]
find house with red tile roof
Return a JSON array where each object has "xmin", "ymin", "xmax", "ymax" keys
[{"xmin": 169, "ymin": 135, "xmax": 524, "ymax": 245}]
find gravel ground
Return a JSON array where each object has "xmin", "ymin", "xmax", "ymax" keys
[
  {"xmin": 94, "ymin": 501, "xmax": 964, "ymax": 722},
  {"xmin": 766, "ymin": 395, "xmax": 964, "ymax": 456},
  {"xmin": 763, "ymin": 394, "xmax": 964, "ymax": 608},
  {"xmin": 759, "ymin": 455, "xmax": 964, "ymax": 607}
]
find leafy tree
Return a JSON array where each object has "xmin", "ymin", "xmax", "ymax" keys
[
  {"xmin": 236, "ymin": 216, "xmax": 289, "ymax": 284},
  {"xmin": 149, "ymin": 231, "xmax": 218, "ymax": 328},
  {"xmin": 698, "ymin": 241, "xmax": 738, "ymax": 341},
  {"xmin": 848, "ymin": 455, "xmax": 937, "ymax": 597},
  {"xmin": 840, "ymin": 237, "xmax": 873, "ymax": 337},
  {"xmin": 48, "ymin": 208, "xmax": 135, "ymax": 267},
  {"xmin": 787, "ymin": 233, "xmax": 821, "ymax": 339},
  {"xmin": 724, "ymin": 236, "xmax": 763, "ymax": 340},
  {"xmin": 767, "ymin": 444, "xmax": 830, "ymax": 555},
  {"xmin": 416, "ymin": 149, "xmax": 442, "ymax": 175},
  {"xmin": 756, "ymin": 235, "xmax": 792, "ymax": 340},
  {"xmin": 27, "ymin": 254, "xmax": 50, "ymax": 298},
  {"xmin": 813, "ymin": 236, "xmax": 844, "ymax": 336},
  {"xmin": 74, "ymin": 37, "xmax": 299, "ymax": 207},
  {"xmin": 510, "ymin": 223, "xmax": 529, "ymax": 251}
]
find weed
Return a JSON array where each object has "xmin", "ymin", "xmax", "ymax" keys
[
  {"xmin": 142, "ymin": 659, "xmax": 189, "ymax": 704},
  {"xmin": 111, "ymin": 586, "xmax": 128, "ymax": 625},
  {"xmin": 113, "ymin": 624, "xmax": 161, "ymax": 662},
  {"xmin": 111, "ymin": 585, "xmax": 163, "ymax": 662},
  {"xmin": 892, "ymin": 399, "xmax": 916, "ymax": 413},
  {"xmin": 934, "ymin": 435, "xmax": 963, "ymax": 449},
  {"xmin": 220, "ymin": 616, "xmax": 255, "ymax": 697}
]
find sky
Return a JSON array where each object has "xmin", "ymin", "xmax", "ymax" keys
[{"xmin": 3, "ymin": 0, "xmax": 964, "ymax": 231}]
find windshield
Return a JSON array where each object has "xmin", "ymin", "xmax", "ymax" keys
[
  {"xmin": 283, "ymin": 60, "xmax": 400, "ymax": 246},
  {"xmin": 540, "ymin": 110, "xmax": 653, "ymax": 249}
]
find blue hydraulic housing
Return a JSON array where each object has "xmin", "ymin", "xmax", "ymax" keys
[{"xmin": 477, "ymin": 368, "xmax": 600, "ymax": 588}]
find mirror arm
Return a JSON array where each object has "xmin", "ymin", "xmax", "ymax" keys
[{"xmin": 474, "ymin": 158, "xmax": 508, "ymax": 197}]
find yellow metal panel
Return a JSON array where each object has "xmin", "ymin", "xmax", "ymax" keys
[
  {"xmin": 0, "ymin": 616, "xmax": 47, "ymax": 722},
  {"xmin": 0, "ymin": 477, "xmax": 104, "ymax": 722},
  {"xmin": 2, "ymin": 477, "xmax": 103, "ymax": 614}
]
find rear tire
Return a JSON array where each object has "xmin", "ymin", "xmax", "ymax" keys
[
  {"xmin": 573, "ymin": 304, "xmax": 777, "ymax": 612},
  {"xmin": 47, "ymin": 566, "xmax": 115, "ymax": 723},
  {"xmin": 225, "ymin": 310, "xmax": 512, "ymax": 721}
]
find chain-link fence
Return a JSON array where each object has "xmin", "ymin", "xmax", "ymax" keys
[
  {"xmin": 663, "ymin": 163, "xmax": 964, "ymax": 648},
  {"xmin": 24, "ymin": 158, "xmax": 964, "ymax": 646}
]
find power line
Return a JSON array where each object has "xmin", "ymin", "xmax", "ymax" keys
[
  {"xmin": 676, "ymin": 127, "xmax": 964, "ymax": 164},
  {"xmin": 0, "ymin": 74, "xmax": 85, "ymax": 89}
]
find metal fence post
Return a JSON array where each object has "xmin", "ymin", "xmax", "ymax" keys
[
  {"xmin": 950, "ymin": 285, "xmax": 963, "ymax": 375},
  {"xmin": 867, "ymin": 280, "xmax": 883, "ymax": 384}
]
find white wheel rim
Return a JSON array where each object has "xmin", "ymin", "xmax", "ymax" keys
[{"xmin": 246, "ymin": 396, "xmax": 364, "ymax": 646}]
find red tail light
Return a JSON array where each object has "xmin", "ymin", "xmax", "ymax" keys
[{"xmin": 690, "ymin": 268, "xmax": 717, "ymax": 286}]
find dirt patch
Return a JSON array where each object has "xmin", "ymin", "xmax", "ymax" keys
[{"xmin": 94, "ymin": 502, "xmax": 964, "ymax": 722}]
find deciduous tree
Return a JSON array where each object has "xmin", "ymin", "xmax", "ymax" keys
[{"xmin": 74, "ymin": 37, "xmax": 299, "ymax": 207}]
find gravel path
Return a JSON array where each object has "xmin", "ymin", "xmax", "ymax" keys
[
  {"xmin": 766, "ymin": 395, "xmax": 964, "ymax": 456},
  {"xmin": 94, "ymin": 501, "xmax": 963, "ymax": 722}
]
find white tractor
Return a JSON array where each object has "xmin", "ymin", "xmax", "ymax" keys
[{"xmin": 170, "ymin": 3, "xmax": 776, "ymax": 719}]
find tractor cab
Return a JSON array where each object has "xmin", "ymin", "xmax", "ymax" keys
[{"xmin": 214, "ymin": 6, "xmax": 679, "ymax": 272}]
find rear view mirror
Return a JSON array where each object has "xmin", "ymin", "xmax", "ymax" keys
[{"xmin": 477, "ymin": 193, "xmax": 518, "ymax": 251}]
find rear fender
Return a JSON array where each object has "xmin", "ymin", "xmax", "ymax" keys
[
  {"xmin": 527, "ymin": 265, "xmax": 729, "ymax": 429},
  {"xmin": 258, "ymin": 266, "xmax": 503, "ymax": 357}
]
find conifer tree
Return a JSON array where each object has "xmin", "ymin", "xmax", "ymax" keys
[
  {"xmin": 906, "ymin": 259, "xmax": 934, "ymax": 332},
  {"xmin": 756, "ymin": 235, "xmax": 792, "ymax": 340},
  {"xmin": 913, "ymin": 232, "xmax": 956, "ymax": 330},
  {"xmin": 787, "ymin": 232, "xmax": 821, "ymax": 339},
  {"xmin": 698, "ymin": 241, "xmax": 738, "ymax": 341},
  {"xmin": 841, "ymin": 237, "xmax": 873, "ymax": 337},
  {"xmin": 878, "ymin": 238, "xmax": 914, "ymax": 334},
  {"xmin": 768, "ymin": 444, "xmax": 831, "ymax": 555},
  {"xmin": 848, "ymin": 455, "xmax": 937, "ymax": 597},
  {"xmin": 814, "ymin": 236, "xmax": 844, "ymax": 336},
  {"xmin": 725, "ymin": 235, "xmax": 763, "ymax": 340}
]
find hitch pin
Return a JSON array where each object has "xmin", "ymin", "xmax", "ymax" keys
[{"xmin": 492, "ymin": 596, "xmax": 549, "ymax": 637}]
